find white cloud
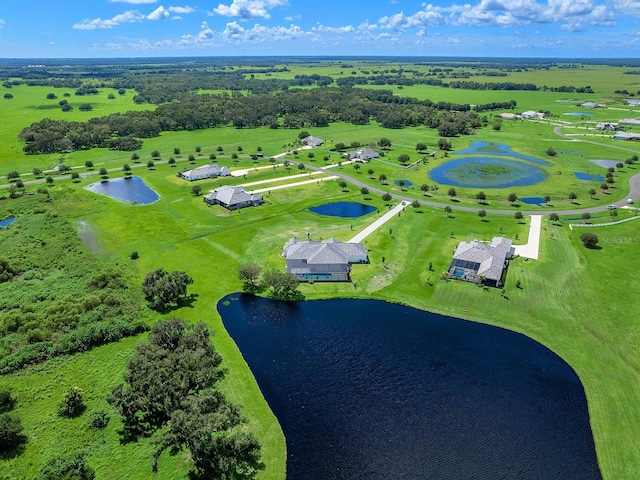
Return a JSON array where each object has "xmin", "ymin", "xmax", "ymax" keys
[
  {"xmin": 378, "ymin": 0, "xmax": 616, "ymax": 31},
  {"xmin": 73, "ymin": 10, "xmax": 144, "ymax": 30},
  {"xmin": 312, "ymin": 23, "xmax": 355, "ymax": 34},
  {"xmin": 168, "ymin": 5, "xmax": 195, "ymax": 14},
  {"xmin": 0, "ymin": 19, "xmax": 5, "ymax": 28},
  {"xmin": 213, "ymin": 0, "xmax": 287, "ymax": 19},
  {"xmin": 147, "ymin": 6, "xmax": 170, "ymax": 20},
  {"xmin": 109, "ymin": 0, "xmax": 157, "ymax": 3},
  {"xmin": 221, "ymin": 21, "xmax": 306, "ymax": 42},
  {"xmin": 613, "ymin": 0, "xmax": 640, "ymax": 16}
]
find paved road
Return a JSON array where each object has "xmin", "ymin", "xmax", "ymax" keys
[
  {"xmin": 296, "ymin": 130, "xmax": 640, "ymax": 217},
  {"xmin": 5, "ymin": 124, "xmax": 640, "ymax": 217}
]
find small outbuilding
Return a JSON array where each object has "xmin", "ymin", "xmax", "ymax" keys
[
  {"xmin": 448, "ymin": 237, "xmax": 513, "ymax": 287},
  {"xmin": 179, "ymin": 164, "xmax": 230, "ymax": 181},
  {"xmin": 203, "ymin": 185, "xmax": 263, "ymax": 210}
]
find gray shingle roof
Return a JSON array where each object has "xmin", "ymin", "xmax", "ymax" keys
[
  {"xmin": 180, "ymin": 164, "xmax": 229, "ymax": 180},
  {"xmin": 283, "ymin": 238, "xmax": 367, "ymax": 265},
  {"xmin": 452, "ymin": 237, "xmax": 512, "ymax": 282},
  {"xmin": 204, "ymin": 185, "xmax": 262, "ymax": 207}
]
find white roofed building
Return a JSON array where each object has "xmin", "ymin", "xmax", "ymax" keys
[{"xmin": 179, "ymin": 164, "xmax": 230, "ymax": 181}]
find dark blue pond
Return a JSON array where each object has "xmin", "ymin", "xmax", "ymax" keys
[
  {"xmin": 430, "ymin": 158, "xmax": 548, "ymax": 188},
  {"xmin": 0, "ymin": 216, "xmax": 16, "ymax": 228},
  {"xmin": 574, "ymin": 172, "xmax": 604, "ymax": 182},
  {"xmin": 520, "ymin": 197, "xmax": 546, "ymax": 206},
  {"xmin": 309, "ymin": 202, "xmax": 376, "ymax": 218},
  {"xmin": 84, "ymin": 176, "xmax": 159, "ymax": 204},
  {"xmin": 221, "ymin": 295, "xmax": 601, "ymax": 480},
  {"xmin": 454, "ymin": 142, "xmax": 551, "ymax": 166}
]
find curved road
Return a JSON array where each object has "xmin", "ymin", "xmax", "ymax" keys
[
  {"xmin": 296, "ymin": 124, "xmax": 640, "ymax": 216},
  {"xmin": 4, "ymin": 124, "xmax": 640, "ymax": 217}
]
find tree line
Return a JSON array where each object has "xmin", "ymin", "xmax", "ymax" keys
[{"xmin": 19, "ymin": 86, "xmax": 492, "ymax": 155}]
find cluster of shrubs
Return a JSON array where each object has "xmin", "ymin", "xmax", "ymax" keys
[{"xmin": 0, "ymin": 319, "xmax": 148, "ymax": 375}]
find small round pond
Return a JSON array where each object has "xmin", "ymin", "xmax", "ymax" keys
[
  {"xmin": 221, "ymin": 294, "xmax": 601, "ymax": 480},
  {"xmin": 0, "ymin": 216, "xmax": 16, "ymax": 228},
  {"xmin": 394, "ymin": 179, "xmax": 413, "ymax": 187},
  {"xmin": 84, "ymin": 176, "xmax": 159, "ymax": 205},
  {"xmin": 309, "ymin": 202, "xmax": 376, "ymax": 218},
  {"xmin": 520, "ymin": 197, "xmax": 546, "ymax": 206},
  {"xmin": 430, "ymin": 158, "xmax": 548, "ymax": 188}
]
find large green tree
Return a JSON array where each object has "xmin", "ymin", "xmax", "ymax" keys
[
  {"xmin": 0, "ymin": 413, "xmax": 26, "ymax": 454},
  {"xmin": 141, "ymin": 269, "xmax": 193, "ymax": 312},
  {"xmin": 108, "ymin": 319, "xmax": 261, "ymax": 477}
]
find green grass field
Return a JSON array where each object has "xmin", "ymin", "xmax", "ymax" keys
[{"xmin": 1, "ymin": 61, "xmax": 640, "ymax": 479}]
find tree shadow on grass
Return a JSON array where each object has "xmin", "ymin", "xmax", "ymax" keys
[{"xmin": 0, "ymin": 437, "xmax": 27, "ymax": 460}]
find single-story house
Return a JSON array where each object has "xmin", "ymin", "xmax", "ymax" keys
[
  {"xmin": 580, "ymin": 102, "xmax": 607, "ymax": 109},
  {"xmin": 447, "ymin": 237, "xmax": 513, "ymax": 287},
  {"xmin": 301, "ymin": 135, "xmax": 324, "ymax": 147},
  {"xmin": 595, "ymin": 122, "xmax": 620, "ymax": 131},
  {"xmin": 614, "ymin": 131, "xmax": 640, "ymax": 141},
  {"xmin": 626, "ymin": 99, "xmax": 640, "ymax": 106},
  {"xmin": 344, "ymin": 148, "xmax": 380, "ymax": 162},
  {"xmin": 618, "ymin": 118, "xmax": 640, "ymax": 126},
  {"xmin": 282, "ymin": 237, "xmax": 368, "ymax": 282},
  {"xmin": 179, "ymin": 164, "xmax": 230, "ymax": 181},
  {"xmin": 520, "ymin": 110, "xmax": 544, "ymax": 119},
  {"xmin": 203, "ymin": 185, "xmax": 263, "ymax": 210}
]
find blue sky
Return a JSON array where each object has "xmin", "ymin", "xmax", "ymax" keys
[{"xmin": 1, "ymin": 0, "xmax": 640, "ymax": 58}]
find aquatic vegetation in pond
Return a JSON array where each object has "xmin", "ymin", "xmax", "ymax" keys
[
  {"xmin": 430, "ymin": 158, "xmax": 548, "ymax": 188},
  {"xmin": 308, "ymin": 202, "xmax": 376, "ymax": 218},
  {"xmin": 84, "ymin": 176, "xmax": 159, "ymax": 205},
  {"xmin": 454, "ymin": 141, "xmax": 551, "ymax": 166}
]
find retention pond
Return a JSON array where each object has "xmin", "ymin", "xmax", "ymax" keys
[
  {"xmin": 84, "ymin": 176, "xmax": 159, "ymax": 205},
  {"xmin": 221, "ymin": 294, "xmax": 601, "ymax": 480}
]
